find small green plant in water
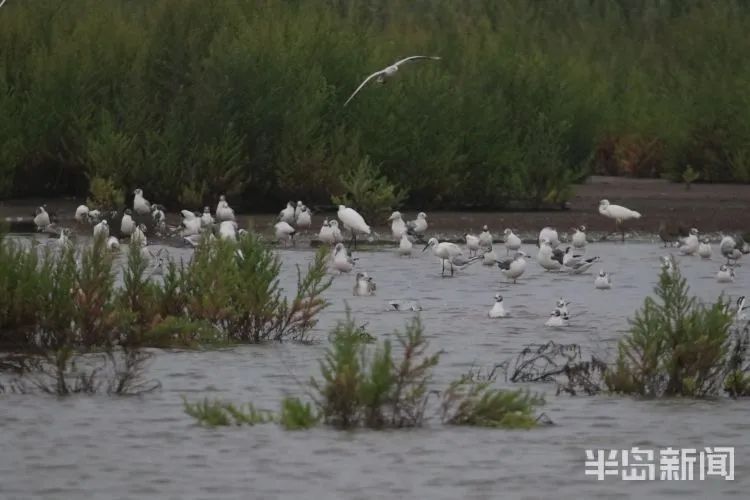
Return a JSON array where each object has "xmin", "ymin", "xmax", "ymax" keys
[
  {"xmin": 279, "ymin": 397, "xmax": 319, "ymax": 430},
  {"xmin": 183, "ymin": 397, "xmax": 273, "ymax": 427},
  {"xmin": 331, "ymin": 156, "xmax": 407, "ymax": 223}
]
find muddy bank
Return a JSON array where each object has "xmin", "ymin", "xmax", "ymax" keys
[{"xmin": 2, "ymin": 177, "xmax": 749, "ymax": 242}]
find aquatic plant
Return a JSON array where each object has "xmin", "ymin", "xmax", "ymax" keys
[
  {"xmin": 183, "ymin": 397, "xmax": 273, "ymax": 427},
  {"xmin": 440, "ymin": 375, "xmax": 545, "ymax": 429},
  {"xmin": 724, "ymin": 323, "xmax": 750, "ymax": 398},
  {"xmin": 331, "ymin": 157, "xmax": 407, "ymax": 223},
  {"xmin": 279, "ymin": 397, "xmax": 319, "ymax": 430},
  {"xmin": 605, "ymin": 264, "xmax": 734, "ymax": 397}
]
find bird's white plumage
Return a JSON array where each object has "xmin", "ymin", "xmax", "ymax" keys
[
  {"xmin": 344, "ymin": 56, "xmax": 442, "ymax": 106},
  {"xmin": 338, "ymin": 206, "xmax": 371, "ymax": 235}
]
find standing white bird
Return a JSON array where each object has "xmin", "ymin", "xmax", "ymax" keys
[
  {"xmin": 332, "ymin": 243, "xmax": 356, "ymax": 273},
  {"xmin": 594, "ymin": 269, "xmax": 612, "ymax": 289},
  {"xmin": 131, "ymin": 224, "xmax": 147, "ymax": 247},
  {"xmin": 219, "ymin": 220, "xmax": 238, "ymax": 242},
  {"xmin": 488, "ymin": 294, "xmax": 508, "ymax": 318},
  {"xmin": 537, "ymin": 239, "xmax": 564, "ymax": 271},
  {"xmin": 545, "ymin": 309, "xmax": 569, "ymax": 327},
  {"xmin": 120, "ymin": 209, "xmax": 135, "ymax": 236},
  {"xmin": 716, "ymin": 265, "xmax": 735, "ymax": 283},
  {"xmin": 465, "ymin": 233, "xmax": 480, "ymax": 257},
  {"xmin": 423, "ymin": 238, "xmax": 470, "ymax": 277},
  {"xmin": 538, "ymin": 227, "xmax": 560, "ymax": 249},
  {"xmin": 496, "ymin": 251, "xmax": 528, "ymax": 283},
  {"xmin": 329, "ymin": 220, "xmax": 344, "ymax": 244},
  {"xmin": 679, "ymin": 228, "xmax": 700, "ymax": 255},
  {"xmin": 482, "ymin": 245, "xmax": 498, "ymax": 266},
  {"xmin": 398, "ymin": 233, "xmax": 413, "ymax": 256},
  {"xmin": 503, "ymin": 228, "xmax": 522, "ymax": 255},
  {"xmin": 93, "ymin": 220, "xmax": 109, "ymax": 240},
  {"xmin": 279, "ymin": 202, "xmax": 296, "ymax": 225},
  {"xmin": 343, "ymin": 56, "xmax": 442, "ymax": 106},
  {"xmin": 151, "ymin": 205, "xmax": 166, "ymax": 233},
  {"xmin": 698, "ymin": 238, "xmax": 712, "ymax": 259},
  {"xmin": 720, "ymin": 235, "xmax": 745, "ymax": 265},
  {"xmin": 479, "ymin": 225, "xmax": 493, "ymax": 250},
  {"xmin": 200, "ymin": 207, "xmax": 214, "ymax": 227},
  {"xmin": 598, "ymin": 199, "xmax": 641, "ymax": 242},
  {"xmin": 337, "ymin": 205, "xmax": 371, "ymax": 249},
  {"xmin": 294, "ymin": 201, "xmax": 304, "ymax": 220},
  {"xmin": 572, "ymin": 225, "xmax": 587, "ymax": 249},
  {"xmin": 407, "ymin": 212, "xmax": 428, "ymax": 237},
  {"xmin": 33, "ymin": 206, "xmax": 51, "ymax": 231},
  {"xmin": 388, "ymin": 211, "xmax": 407, "ymax": 239},
  {"xmin": 133, "ymin": 188, "xmax": 151, "ymax": 216},
  {"xmin": 106, "ymin": 235, "xmax": 120, "ymax": 251},
  {"xmin": 353, "ymin": 272, "xmax": 377, "ymax": 296},
  {"xmin": 181, "ymin": 210, "xmax": 202, "ymax": 236},
  {"xmin": 296, "ymin": 206, "xmax": 312, "ymax": 230},
  {"xmin": 318, "ymin": 219, "xmax": 333, "ymax": 244},
  {"xmin": 274, "ymin": 221, "xmax": 296, "ymax": 246},
  {"xmin": 54, "ymin": 228, "xmax": 72, "ymax": 249},
  {"xmin": 74, "ymin": 205, "xmax": 90, "ymax": 223},
  {"xmin": 216, "ymin": 195, "xmax": 235, "ymax": 222}
]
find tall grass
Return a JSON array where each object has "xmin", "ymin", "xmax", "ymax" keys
[{"xmin": 1, "ymin": 1, "xmax": 749, "ymax": 209}]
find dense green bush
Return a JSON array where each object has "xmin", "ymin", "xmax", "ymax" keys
[{"xmin": 2, "ymin": 0, "xmax": 748, "ymax": 209}]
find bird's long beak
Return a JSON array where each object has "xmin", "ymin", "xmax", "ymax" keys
[{"xmin": 422, "ymin": 244, "xmax": 429, "ymax": 252}]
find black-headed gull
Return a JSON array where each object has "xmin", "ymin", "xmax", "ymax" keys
[{"xmin": 344, "ymin": 56, "xmax": 442, "ymax": 106}]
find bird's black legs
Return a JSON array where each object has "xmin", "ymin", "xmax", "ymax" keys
[
  {"xmin": 441, "ymin": 259, "xmax": 445, "ymax": 277},
  {"xmin": 450, "ymin": 262, "xmax": 454, "ymax": 277}
]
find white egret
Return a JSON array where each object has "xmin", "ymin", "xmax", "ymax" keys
[
  {"xmin": 337, "ymin": 205, "xmax": 371, "ymax": 249},
  {"xmin": 422, "ymin": 238, "xmax": 471, "ymax": 277},
  {"xmin": 598, "ymin": 199, "xmax": 641, "ymax": 241}
]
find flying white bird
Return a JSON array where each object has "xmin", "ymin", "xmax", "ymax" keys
[
  {"xmin": 279, "ymin": 202, "xmax": 296, "ymax": 224},
  {"xmin": 496, "ymin": 251, "xmax": 527, "ymax": 283},
  {"xmin": 698, "ymin": 238, "xmax": 712, "ymax": 259},
  {"xmin": 479, "ymin": 225, "xmax": 493, "ymax": 250},
  {"xmin": 503, "ymin": 228, "xmax": 522, "ymax": 255},
  {"xmin": 337, "ymin": 205, "xmax": 371, "ymax": 248},
  {"xmin": 571, "ymin": 225, "xmax": 587, "ymax": 249},
  {"xmin": 465, "ymin": 233, "xmax": 480, "ymax": 257},
  {"xmin": 598, "ymin": 199, "xmax": 641, "ymax": 241},
  {"xmin": 353, "ymin": 272, "xmax": 377, "ymax": 296},
  {"xmin": 398, "ymin": 233, "xmax": 413, "ymax": 256},
  {"xmin": 488, "ymin": 293, "xmax": 508, "ymax": 318},
  {"xmin": 407, "ymin": 212, "xmax": 428, "ymax": 237},
  {"xmin": 133, "ymin": 188, "xmax": 151, "ymax": 216},
  {"xmin": 33, "ymin": 206, "xmax": 51, "ymax": 231},
  {"xmin": 716, "ymin": 264, "xmax": 735, "ymax": 283},
  {"xmin": 200, "ymin": 207, "xmax": 214, "ymax": 227},
  {"xmin": 74, "ymin": 205, "xmax": 90, "ymax": 223},
  {"xmin": 344, "ymin": 56, "xmax": 442, "ymax": 106},
  {"xmin": 93, "ymin": 220, "xmax": 109, "ymax": 240},
  {"xmin": 595, "ymin": 269, "xmax": 612, "ymax": 289},
  {"xmin": 388, "ymin": 211, "xmax": 407, "ymax": 239},
  {"xmin": 120, "ymin": 209, "xmax": 135, "ymax": 236},
  {"xmin": 296, "ymin": 206, "xmax": 312, "ymax": 229},
  {"xmin": 274, "ymin": 221, "xmax": 296, "ymax": 246},
  {"xmin": 216, "ymin": 195, "xmax": 235, "ymax": 222},
  {"xmin": 332, "ymin": 243, "xmax": 356, "ymax": 273}
]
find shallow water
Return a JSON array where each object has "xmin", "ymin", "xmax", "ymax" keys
[{"xmin": 1, "ymin": 239, "xmax": 749, "ymax": 499}]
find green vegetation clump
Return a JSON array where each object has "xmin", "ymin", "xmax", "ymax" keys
[
  {"xmin": 605, "ymin": 264, "xmax": 735, "ymax": 397},
  {"xmin": 331, "ymin": 157, "xmax": 407, "ymax": 223},
  {"xmin": 183, "ymin": 397, "xmax": 273, "ymax": 427},
  {"xmin": 3, "ymin": 1, "xmax": 749, "ymax": 207},
  {"xmin": 279, "ymin": 397, "xmax": 319, "ymax": 430}
]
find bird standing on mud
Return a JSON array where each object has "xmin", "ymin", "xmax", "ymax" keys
[{"xmin": 344, "ymin": 56, "xmax": 442, "ymax": 106}]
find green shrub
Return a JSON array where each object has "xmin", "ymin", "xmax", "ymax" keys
[
  {"xmin": 86, "ymin": 176, "xmax": 125, "ymax": 211},
  {"xmin": 279, "ymin": 397, "xmax": 319, "ymax": 430},
  {"xmin": 183, "ymin": 397, "xmax": 273, "ymax": 427},
  {"xmin": 331, "ymin": 156, "xmax": 407, "ymax": 223}
]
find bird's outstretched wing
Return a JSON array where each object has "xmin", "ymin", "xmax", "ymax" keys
[
  {"xmin": 393, "ymin": 55, "xmax": 442, "ymax": 67},
  {"xmin": 344, "ymin": 70, "xmax": 386, "ymax": 106}
]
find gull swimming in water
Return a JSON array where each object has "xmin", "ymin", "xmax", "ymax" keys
[
  {"xmin": 200, "ymin": 207, "xmax": 214, "ymax": 227},
  {"xmin": 274, "ymin": 221, "xmax": 296, "ymax": 246},
  {"xmin": 216, "ymin": 195, "xmax": 235, "ymax": 222},
  {"xmin": 479, "ymin": 225, "xmax": 493, "ymax": 250},
  {"xmin": 538, "ymin": 227, "xmax": 560, "ymax": 249},
  {"xmin": 594, "ymin": 269, "xmax": 612, "ymax": 289},
  {"xmin": 399, "ymin": 233, "xmax": 413, "ymax": 256},
  {"xmin": 388, "ymin": 211, "xmax": 407, "ymax": 239},
  {"xmin": 406, "ymin": 212, "xmax": 428, "ymax": 238},
  {"xmin": 598, "ymin": 199, "xmax": 641, "ymax": 241},
  {"xmin": 496, "ymin": 251, "xmax": 527, "ymax": 283},
  {"xmin": 353, "ymin": 272, "xmax": 377, "ymax": 296},
  {"xmin": 120, "ymin": 209, "xmax": 135, "ymax": 236},
  {"xmin": 106, "ymin": 235, "xmax": 120, "ymax": 251},
  {"xmin": 679, "ymin": 228, "xmax": 700, "ymax": 255},
  {"xmin": 545, "ymin": 309, "xmax": 569, "ymax": 327},
  {"xmin": 219, "ymin": 220, "xmax": 238, "ymax": 242},
  {"xmin": 296, "ymin": 206, "xmax": 312, "ymax": 230},
  {"xmin": 555, "ymin": 298, "xmax": 570, "ymax": 316},
  {"xmin": 33, "ymin": 206, "xmax": 51, "ymax": 231},
  {"xmin": 133, "ymin": 188, "xmax": 151, "ymax": 216},
  {"xmin": 716, "ymin": 264, "xmax": 735, "ymax": 283},
  {"xmin": 571, "ymin": 225, "xmax": 587, "ymax": 249},
  {"xmin": 465, "ymin": 233, "xmax": 480, "ymax": 257},
  {"xmin": 74, "ymin": 205, "xmax": 90, "ymax": 223},
  {"xmin": 343, "ymin": 56, "xmax": 442, "ymax": 106},
  {"xmin": 337, "ymin": 205, "xmax": 371, "ymax": 249},
  {"xmin": 423, "ymin": 238, "xmax": 474, "ymax": 277},
  {"xmin": 537, "ymin": 238, "xmax": 563, "ymax": 271},
  {"xmin": 488, "ymin": 293, "xmax": 508, "ymax": 318},
  {"xmin": 503, "ymin": 228, "xmax": 521, "ymax": 255},
  {"xmin": 93, "ymin": 220, "xmax": 109, "ymax": 240},
  {"xmin": 279, "ymin": 202, "xmax": 295, "ymax": 225},
  {"xmin": 332, "ymin": 243, "xmax": 356, "ymax": 273},
  {"xmin": 698, "ymin": 238, "xmax": 712, "ymax": 259}
]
